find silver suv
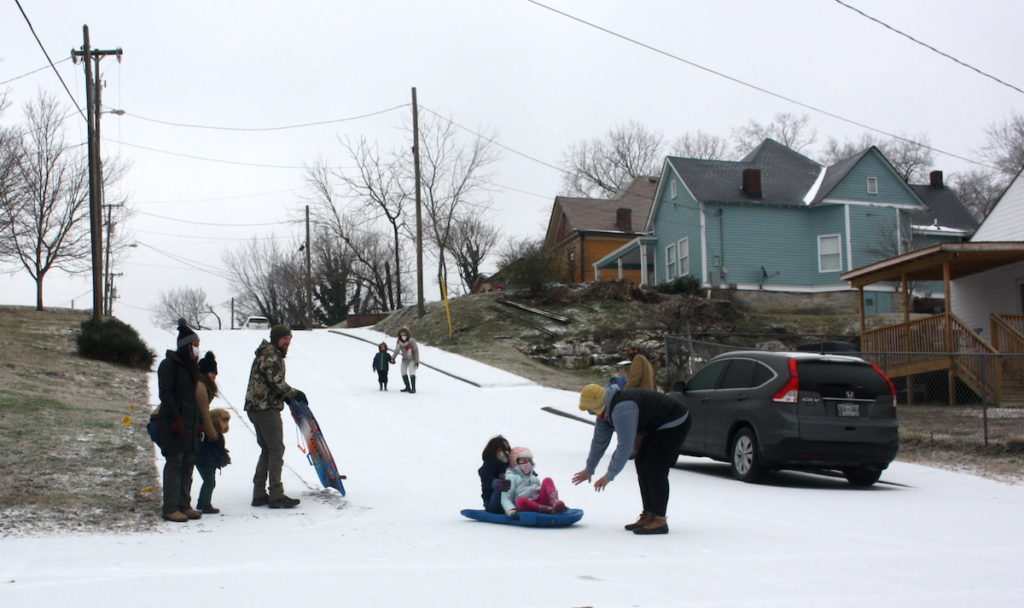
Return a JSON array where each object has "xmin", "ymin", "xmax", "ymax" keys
[{"xmin": 675, "ymin": 351, "xmax": 898, "ymax": 486}]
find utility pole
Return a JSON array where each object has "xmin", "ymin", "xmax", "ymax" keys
[
  {"xmin": 412, "ymin": 87, "xmax": 424, "ymax": 318},
  {"xmin": 72, "ymin": 26, "xmax": 122, "ymax": 321},
  {"xmin": 305, "ymin": 205, "xmax": 312, "ymax": 329},
  {"xmin": 102, "ymin": 202, "xmax": 123, "ymax": 315}
]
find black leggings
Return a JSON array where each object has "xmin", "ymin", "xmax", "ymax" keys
[{"xmin": 635, "ymin": 417, "xmax": 691, "ymax": 517}]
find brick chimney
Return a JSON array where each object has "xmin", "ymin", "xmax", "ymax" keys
[
  {"xmin": 742, "ymin": 168, "xmax": 762, "ymax": 197},
  {"xmin": 615, "ymin": 207, "xmax": 632, "ymax": 231},
  {"xmin": 929, "ymin": 170, "xmax": 944, "ymax": 188}
]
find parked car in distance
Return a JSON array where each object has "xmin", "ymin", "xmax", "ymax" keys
[
  {"xmin": 674, "ymin": 351, "xmax": 898, "ymax": 486},
  {"xmin": 242, "ymin": 316, "xmax": 270, "ymax": 330}
]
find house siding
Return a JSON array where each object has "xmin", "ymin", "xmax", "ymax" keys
[
  {"xmin": 807, "ymin": 205, "xmax": 846, "ymax": 286},
  {"xmin": 824, "ymin": 152, "xmax": 921, "ymax": 207},
  {"xmin": 973, "ymin": 171, "xmax": 1024, "ymax": 241},
  {"xmin": 704, "ymin": 203, "xmax": 814, "ymax": 288},
  {"xmin": 952, "ymin": 261, "xmax": 1024, "ymax": 337},
  {"xmin": 653, "ymin": 176, "xmax": 702, "ymax": 285}
]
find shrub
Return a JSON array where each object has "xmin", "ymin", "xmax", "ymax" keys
[
  {"xmin": 77, "ymin": 317, "xmax": 156, "ymax": 370},
  {"xmin": 656, "ymin": 276, "xmax": 703, "ymax": 296}
]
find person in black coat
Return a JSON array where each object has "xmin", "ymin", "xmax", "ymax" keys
[
  {"xmin": 372, "ymin": 342, "xmax": 391, "ymax": 391},
  {"xmin": 478, "ymin": 435, "xmax": 511, "ymax": 514},
  {"xmin": 156, "ymin": 320, "xmax": 203, "ymax": 523}
]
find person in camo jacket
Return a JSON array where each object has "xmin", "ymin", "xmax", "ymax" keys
[{"xmin": 244, "ymin": 324, "xmax": 307, "ymax": 509}]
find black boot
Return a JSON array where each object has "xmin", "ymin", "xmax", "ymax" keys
[
  {"xmin": 410, "ymin": 375, "xmax": 416, "ymax": 394},
  {"xmin": 378, "ymin": 382, "xmax": 383, "ymax": 391},
  {"xmin": 401, "ymin": 375, "xmax": 411, "ymax": 392}
]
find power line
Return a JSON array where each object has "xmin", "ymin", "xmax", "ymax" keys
[
  {"xmin": 132, "ymin": 188, "xmax": 299, "ymax": 205},
  {"xmin": 523, "ymin": 0, "xmax": 991, "ymax": 169},
  {"xmin": 833, "ymin": 0, "xmax": 1024, "ymax": 96},
  {"xmin": 136, "ymin": 210, "xmax": 297, "ymax": 227},
  {"xmin": 136, "ymin": 242, "xmax": 233, "ymax": 280},
  {"xmin": 0, "ymin": 57, "xmax": 72, "ymax": 86},
  {"xmin": 124, "ymin": 103, "xmax": 411, "ymax": 132},
  {"xmin": 105, "ymin": 137, "xmax": 327, "ymax": 170},
  {"xmin": 12, "ymin": 0, "xmax": 86, "ymax": 122}
]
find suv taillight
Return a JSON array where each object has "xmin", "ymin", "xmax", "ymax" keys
[
  {"xmin": 772, "ymin": 358, "xmax": 800, "ymax": 403},
  {"xmin": 871, "ymin": 363, "xmax": 898, "ymax": 407}
]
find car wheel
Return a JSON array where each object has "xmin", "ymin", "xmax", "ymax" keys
[
  {"xmin": 730, "ymin": 428, "xmax": 763, "ymax": 483},
  {"xmin": 843, "ymin": 467, "xmax": 882, "ymax": 487}
]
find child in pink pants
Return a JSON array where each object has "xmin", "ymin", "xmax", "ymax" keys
[{"xmin": 500, "ymin": 446, "xmax": 568, "ymax": 517}]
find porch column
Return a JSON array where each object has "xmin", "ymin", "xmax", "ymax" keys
[
  {"xmin": 639, "ymin": 243, "xmax": 649, "ymax": 287},
  {"xmin": 943, "ymin": 261, "xmax": 956, "ymax": 406},
  {"xmin": 902, "ymin": 273, "xmax": 914, "ymax": 405}
]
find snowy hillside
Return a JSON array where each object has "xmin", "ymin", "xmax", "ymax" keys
[{"xmin": 1, "ymin": 325, "xmax": 1022, "ymax": 608}]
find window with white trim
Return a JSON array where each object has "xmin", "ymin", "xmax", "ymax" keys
[
  {"xmin": 818, "ymin": 234, "xmax": 842, "ymax": 272},
  {"xmin": 669, "ymin": 180, "xmax": 678, "ymax": 199},
  {"xmin": 866, "ymin": 176, "xmax": 878, "ymax": 194},
  {"xmin": 678, "ymin": 237, "xmax": 690, "ymax": 276},
  {"xmin": 666, "ymin": 243, "xmax": 677, "ymax": 280}
]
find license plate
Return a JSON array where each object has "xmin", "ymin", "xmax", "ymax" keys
[{"xmin": 837, "ymin": 402, "xmax": 860, "ymax": 417}]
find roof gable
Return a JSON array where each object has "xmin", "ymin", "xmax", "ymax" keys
[
  {"xmin": 544, "ymin": 176, "xmax": 658, "ymax": 244},
  {"xmin": 812, "ymin": 147, "xmax": 924, "ymax": 208},
  {"xmin": 972, "ymin": 167, "xmax": 1024, "ymax": 241}
]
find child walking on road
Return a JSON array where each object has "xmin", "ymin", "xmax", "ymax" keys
[
  {"xmin": 501, "ymin": 446, "xmax": 567, "ymax": 518},
  {"xmin": 372, "ymin": 342, "xmax": 391, "ymax": 391}
]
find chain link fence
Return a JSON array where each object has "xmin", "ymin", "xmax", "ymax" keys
[{"xmin": 663, "ymin": 334, "xmax": 1024, "ymax": 449}]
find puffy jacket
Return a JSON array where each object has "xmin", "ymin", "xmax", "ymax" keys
[
  {"xmin": 625, "ymin": 353, "xmax": 656, "ymax": 390},
  {"xmin": 156, "ymin": 350, "xmax": 201, "ymax": 455},
  {"xmin": 244, "ymin": 340, "xmax": 299, "ymax": 412},
  {"xmin": 500, "ymin": 465, "xmax": 541, "ymax": 515}
]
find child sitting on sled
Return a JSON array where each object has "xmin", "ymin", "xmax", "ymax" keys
[
  {"xmin": 479, "ymin": 435, "xmax": 511, "ymax": 514},
  {"xmin": 501, "ymin": 446, "xmax": 567, "ymax": 518}
]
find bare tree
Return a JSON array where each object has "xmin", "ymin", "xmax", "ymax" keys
[
  {"xmin": 820, "ymin": 132, "xmax": 934, "ymax": 183},
  {"xmin": 448, "ymin": 214, "xmax": 500, "ymax": 293},
  {"xmin": 223, "ymin": 237, "xmax": 307, "ymax": 327},
  {"xmin": 980, "ymin": 111, "xmax": 1024, "ymax": 177},
  {"xmin": 951, "ymin": 169, "xmax": 1007, "ymax": 220},
  {"xmin": 562, "ymin": 121, "xmax": 665, "ymax": 197},
  {"xmin": 152, "ymin": 287, "xmax": 218, "ymax": 329},
  {"xmin": 414, "ymin": 114, "xmax": 499, "ymax": 301},
  {"xmin": 0, "ymin": 93, "xmax": 91, "ymax": 311},
  {"xmin": 732, "ymin": 112, "xmax": 817, "ymax": 154},
  {"xmin": 670, "ymin": 130, "xmax": 731, "ymax": 160}
]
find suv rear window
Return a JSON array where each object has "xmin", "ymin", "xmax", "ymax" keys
[{"xmin": 797, "ymin": 360, "xmax": 890, "ymax": 399}]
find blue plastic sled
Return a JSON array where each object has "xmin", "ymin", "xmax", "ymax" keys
[
  {"xmin": 285, "ymin": 398, "xmax": 346, "ymax": 496},
  {"xmin": 460, "ymin": 508, "xmax": 584, "ymax": 528}
]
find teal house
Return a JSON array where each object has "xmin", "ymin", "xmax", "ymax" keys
[{"xmin": 594, "ymin": 139, "xmax": 976, "ymax": 312}]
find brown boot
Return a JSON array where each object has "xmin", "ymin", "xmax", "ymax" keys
[
  {"xmin": 633, "ymin": 516, "xmax": 669, "ymax": 535},
  {"xmin": 162, "ymin": 511, "xmax": 188, "ymax": 523},
  {"xmin": 181, "ymin": 508, "xmax": 203, "ymax": 520},
  {"xmin": 624, "ymin": 511, "xmax": 653, "ymax": 531}
]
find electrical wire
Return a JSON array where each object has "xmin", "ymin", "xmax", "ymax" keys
[
  {"xmin": 833, "ymin": 0, "xmax": 1024, "ymax": 96},
  {"xmin": 136, "ymin": 242, "xmax": 234, "ymax": 280},
  {"xmin": 522, "ymin": 0, "xmax": 991, "ymax": 169},
  {"xmin": 135, "ymin": 210, "xmax": 297, "ymax": 227},
  {"xmin": 104, "ymin": 138, "xmax": 337, "ymax": 170},
  {"xmin": 12, "ymin": 0, "xmax": 86, "ymax": 122},
  {"xmin": 0, "ymin": 57, "xmax": 72, "ymax": 86},
  {"xmin": 132, "ymin": 188, "xmax": 299, "ymax": 205},
  {"xmin": 124, "ymin": 103, "xmax": 411, "ymax": 132}
]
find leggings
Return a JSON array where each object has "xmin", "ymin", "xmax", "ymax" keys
[
  {"xmin": 515, "ymin": 477, "xmax": 559, "ymax": 512},
  {"xmin": 635, "ymin": 417, "xmax": 691, "ymax": 517},
  {"xmin": 400, "ymin": 359, "xmax": 419, "ymax": 376}
]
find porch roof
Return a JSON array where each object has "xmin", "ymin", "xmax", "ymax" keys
[
  {"xmin": 841, "ymin": 241, "xmax": 1024, "ymax": 287},
  {"xmin": 593, "ymin": 236, "xmax": 658, "ymax": 270}
]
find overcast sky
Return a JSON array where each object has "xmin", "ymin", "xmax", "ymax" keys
[{"xmin": 2, "ymin": 0, "xmax": 1021, "ymax": 323}]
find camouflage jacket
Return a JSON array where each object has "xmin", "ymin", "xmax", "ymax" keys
[{"xmin": 244, "ymin": 340, "xmax": 297, "ymax": 412}]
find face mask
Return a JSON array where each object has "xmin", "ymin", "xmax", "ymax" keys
[
  {"xmin": 518, "ymin": 462, "xmax": 534, "ymax": 475},
  {"xmin": 191, "ymin": 345, "xmax": 200, "ymax": 360}
]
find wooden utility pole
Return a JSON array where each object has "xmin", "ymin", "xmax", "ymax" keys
[
  {"xmin": 305, "ymin": 205, "xmax": 312, "ymax": 329},
  {"xmin": 412, "ymin": 87, "xmax": 425, "ymax": 317},
  {"xmin": 72, "ymin": 26, "xmax": 121, "ymax": 321}
]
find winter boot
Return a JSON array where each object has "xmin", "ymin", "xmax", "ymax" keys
[
  {"xmin": 383, "ymin": 381, "xmax": 387, "ymax": 391},
  {"xmin": 162, "ymin": 511, "xmax": 188, "ymax": 523},
  {"xmin": 624, "ymin": 511, "xmax": 654, "ymax": 531},
  {"xmin": 269, "ymin": 495, "xmax": 301, "ymax": 509},
  {"xmin": 181, "ymin": 507, "xmax": 203, "ymax": 520},
  {"xmin": 552, "ymin": 500, "xmax": 568, "ymax": 514},
  {"xmin": 633, "ymin": 516, "xmax": 669, "ymax": 535},
  {"xmin": 379, "ymin": 382, "xmax": 384, "ymax": 391},
  {"xmin": 198, "ymin": 503, "xmax": 220, "ymax": 514},
  {"xmin": 410, "ymin": 375, "xmax": 417, "ymax": 394},
  {"xmin": 401, "ymin": 375, "xmax": 411, "ymax": 392}
]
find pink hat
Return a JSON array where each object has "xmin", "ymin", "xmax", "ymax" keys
[{"xmin": 509, "ymin": 446, "xmax": 533, "ymax": 464}]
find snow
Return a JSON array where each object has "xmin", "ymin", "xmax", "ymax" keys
[{"xmin": 2, "ymin": 324, "xmax": 1023, "ymax": 607}]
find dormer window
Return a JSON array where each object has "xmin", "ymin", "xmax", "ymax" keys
[{"xmin": 866, "ymin": 177, "xmax": 878, "ymax": 194}]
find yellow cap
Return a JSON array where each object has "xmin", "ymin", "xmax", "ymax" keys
[{"xmin": 579, "ymin": 384, "xmax": 607, "ymax": 413}]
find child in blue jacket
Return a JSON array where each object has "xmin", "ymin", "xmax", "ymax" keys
[{"xmin": 372, "ymin": 342, "xmax": 391, "ymax": 391}]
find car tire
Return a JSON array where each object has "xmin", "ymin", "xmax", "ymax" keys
[
  {"xmin": 730, "ymin": 428, "xmax": 764, "ymax": 483},
  {"xmin": 843, "ymin": 467, "xmax": 882, "ymax": 487}
]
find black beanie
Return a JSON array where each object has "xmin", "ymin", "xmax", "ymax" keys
[
  {"xmin": 198, "ymin": 351, "xmax": 218, "ymax": 374},
  {"xmin": 176, "ymin": 319, "xmax": 199, "ymax": 348}
]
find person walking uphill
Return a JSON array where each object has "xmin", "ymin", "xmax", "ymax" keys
[
  {"xmin": 372, "ymin": 342, "xmax": 391, "ymax": 391},
  {"xmin": 391, "ymin": 327, "xmax": 419, "ymax": 393},
  {"xmin": 155, "ymin": 320, "xmax": 204, "ymax": 523},
  {"xmin": 572, "ymin": 384, "xmax": 690, "ymax": 535},
  {"xmin": 244, "ymin": 324, "xmax": 307, "ymax": 509}
]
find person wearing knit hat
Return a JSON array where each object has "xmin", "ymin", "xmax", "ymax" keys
[
  {"xmin": 195, "ymin": 351, "xmax": 228, "ymax": 514},
  {"xmin": 572, "ymin": 384, "xmax": 691, "ymax": 535},
  {"xmin": 154, "ymin": 320, "xmax": 203, "ymax": 523},
  {"xmin": 244, "ymin": 323, "xmax": 306, "ymax": 509},
  {"xmin": 500, "ymin": 446, "xmax": 567, "ymax": 518}
]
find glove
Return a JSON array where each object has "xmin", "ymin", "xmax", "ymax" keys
[
  {"xmin": 492, "ymin": 479, "xmax": 510, "ymax": 492},
  {"xmin": 169, "ymin": 418, "xmax": 184, "ymax": 436},
  {"xmin": 293, "ymin": 390, "xmax": 307, "ymax": 404}
]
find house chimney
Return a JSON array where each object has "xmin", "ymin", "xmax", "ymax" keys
[
  {"xmin": 929, "ymin": 170, "xmax": 944, "ymax": 188},
  {"xmin": 742, "ymin": 168, "xmax": 762, "ymax": 196},
  {"xmin": 615, "ymin": 207, "xmax": 632, "ymax": 231}
]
